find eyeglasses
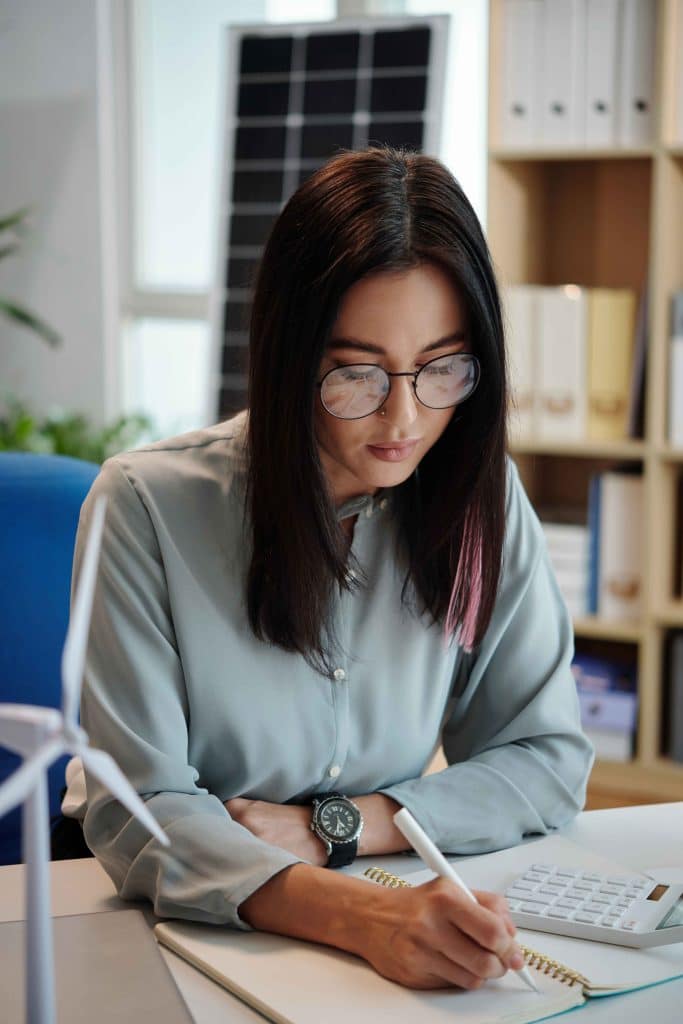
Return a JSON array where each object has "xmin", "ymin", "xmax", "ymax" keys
[{"xmin": 317, "ymin": 352, "xmax": 481, "ymax": 420}]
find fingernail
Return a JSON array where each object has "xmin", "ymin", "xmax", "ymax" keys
[{"xmin": 509, "ymin": 951, "xmax": 525, "ymax": 970}]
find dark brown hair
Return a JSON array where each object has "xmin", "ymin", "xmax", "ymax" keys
[{"xmin": 246, "ymin": 146, "xmax": 508, "ymax": 674}]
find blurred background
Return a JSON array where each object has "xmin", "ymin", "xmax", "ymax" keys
[{"xmin": 0, "ymin": 0, "xmax": 486, "ymax": 443}]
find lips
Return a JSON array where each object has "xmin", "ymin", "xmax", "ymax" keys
[{"xmin": 367, "ymin": 440, "xmax": 419, "ymax": 462}]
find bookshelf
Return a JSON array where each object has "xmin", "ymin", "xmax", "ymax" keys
[{"xmin": 487, "ymin": 0, "xmax": 683, "ymax": 808}]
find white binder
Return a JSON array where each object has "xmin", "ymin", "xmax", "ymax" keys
[
  {"xmin": 500, "ymin": 0, "xmax": 542, "ymax": 147},
  {"xmin": 670, "ymin": 292, "xmax": 683, "ymax": 447},
  {"xmin": 539, "ymin": 0, "xmax": 586, "ymax": 147},
  {"xmin": 618, "ymin": 0, "xmax": 656, "ymax": 146},
  {"xmin": 597, "ymin": 472, "xmax": 644, "ymax": 621},
  {"xmin": 585, "ymin": 0, "xmax": 620, "ymax": 146},
  {"xmin": 504, "ymin": 285, "xmax": 538, "ymax": 442},
  {"xmin": 537, "ymin": 286, "xmax": 588, "ymax": 441}
]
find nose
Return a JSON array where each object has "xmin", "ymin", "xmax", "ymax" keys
[{"xmin": 377, "ymin": 374, "xmax": 419, "ymax": 428}]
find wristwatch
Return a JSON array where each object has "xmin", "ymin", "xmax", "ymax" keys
[{"xmin": 310, "ymin": 791, "xmax": 364, "ymax": 869}]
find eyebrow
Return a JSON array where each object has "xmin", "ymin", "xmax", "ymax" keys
[{"xmin": 326, "ymin": 331, "xmax": 467, "ymax": 356}]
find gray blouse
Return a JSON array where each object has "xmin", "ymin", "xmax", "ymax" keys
[{"xmin": 65, "ymin": 410, "xmax": 593, "ymax": 928}]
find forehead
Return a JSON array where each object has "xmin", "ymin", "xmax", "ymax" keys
[{"xmin": 330, "ymin": 263, "xmax": 465, "ymax": 341}]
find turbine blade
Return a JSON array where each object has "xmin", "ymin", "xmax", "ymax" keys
[
  {"xmin": 0, "ymin": 739, "xmax": 64, "ymax": 819},
  {"xmin": 80, "ymin": 747, "xmax": 169, "ymax": 847},
  {"xmin": 61, "ymin": 495, "xmax": 107, "ymax": 727}
]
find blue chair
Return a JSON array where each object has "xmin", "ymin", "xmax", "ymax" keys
[{"xmin": 0, "ymin": 452, "xmax": 99, "ymax": 864}]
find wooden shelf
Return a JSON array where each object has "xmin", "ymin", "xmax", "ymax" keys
[
  {"xmin": 656, "ymin": 445, "xmax": 683, "ymax": 463},
  {"xmin": 587, "ymin": 758, "xmax": 683, "ymax": 807},
  {"xmin": 573, "ymin": 617, "xmax": 642, "ymax": 642},
  {"xmin": 510, "ymin": 439, "xmax": 647, "ymax": 459},
  {"xmin": 655, "ymin": 603, "xmax": 683, "ymax": 628},
  {"xmin": 490, "ymin": 146, "xmax": 655, "ymax": 162},
  {"xmin": 488, "ymin": 0, "xmax": 683, "ymax": 808}
]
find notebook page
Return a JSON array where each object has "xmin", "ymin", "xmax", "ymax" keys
[
  {"xmin": 399, "ymin": 835, "xmax": 683, "ymax": 994},
  {"xmin": 155, "ymin": 919, "xmax": 584, "ymax": 1024}
]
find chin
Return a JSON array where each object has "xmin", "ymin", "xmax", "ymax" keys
[{"xmin": 360, "ymin": 457, "xmax": 419, "ymax": 490}]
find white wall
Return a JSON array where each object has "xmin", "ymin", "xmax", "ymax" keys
[{"xmin": 0, "ymin": 0, "xmax": 114, "ymax": 425}]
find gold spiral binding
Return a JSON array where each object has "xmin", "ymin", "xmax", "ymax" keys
[
  {"xmin": 520, "ymin": 946, "xmax": 589, "ymax": 989},
  {"xmin": 364, "ymin": 866, "xmax": 411, "ymax": 888},
  {"xmin": 364, "ymin": 867, "xmax": 590, "ymax": 990}
]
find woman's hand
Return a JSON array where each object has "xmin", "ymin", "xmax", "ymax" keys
[
  {"xmin": 355, "ymin": 879, "xmax": 524, "ymax": 990},
  {"xmin": 240, "ymin": 862, "xmax": 524, "ymax": 991},
  {"xmin": 224, "ymin": 797, "xmax": 328, "ymax": 865}
]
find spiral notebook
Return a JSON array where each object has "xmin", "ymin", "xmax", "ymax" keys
[{"xmin": 154, "ymin": 836, "xmax": 683, "ymax": 1024}]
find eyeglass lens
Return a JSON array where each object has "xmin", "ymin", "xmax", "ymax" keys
[{"xmin": 320, "ymin": 354, "xmax": 479, "ymax": 419}]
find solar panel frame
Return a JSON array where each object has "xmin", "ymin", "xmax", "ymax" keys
[{"xmin": 207, "ymin": 14, "xmax": 451, "ymax": 422}]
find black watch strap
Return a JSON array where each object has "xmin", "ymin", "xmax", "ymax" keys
[{"xmin": 326, "ymin": 835, "xmax": 358, "ymax": 869}]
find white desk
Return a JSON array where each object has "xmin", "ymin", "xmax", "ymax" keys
[{"xmin": 1, "ymin": 803, "xmax": 682, "ymax": 1023}]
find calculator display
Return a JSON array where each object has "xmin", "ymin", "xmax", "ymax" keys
[{"xmin": 656, "ymin": 896, "xmax": 683, "ymax": 929}]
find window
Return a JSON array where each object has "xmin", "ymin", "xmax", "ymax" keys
[{"xmin": 120, "ymin": 0, "xmax": 486, "ymax": 437}]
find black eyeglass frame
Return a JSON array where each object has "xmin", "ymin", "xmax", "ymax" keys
[{"xmin": 317, "ymin": 352, "xmax": 481, "ymax": 420}]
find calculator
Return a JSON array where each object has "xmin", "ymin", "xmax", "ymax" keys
[{"xmin": 505, "ymin": 863, "xmax": 683, "ymax": 947}]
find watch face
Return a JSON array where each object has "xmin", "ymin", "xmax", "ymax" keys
[{"xmin": 318, "ymin": 799, "xmax": 361, "ymax": 841}]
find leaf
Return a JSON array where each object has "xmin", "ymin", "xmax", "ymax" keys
[
  {"xmin": 0, "ymin": 299, "xmax": 61, "ymax": 347},
  {"xmin": 0, "ymin": 207, "xmax": 31, "ymax": 234},
  {"xmin": 0, "ymin": 243, "xmax": 20, "ymax": 262}
]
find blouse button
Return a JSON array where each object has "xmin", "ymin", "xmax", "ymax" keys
[
  {"xmin": 333, "ymin": 667, "xmax": 346, "ymax": 682},
  {"xmin": 379, "ymin": 498, "xmax": 388, "ymax": 510},
  {"xmin": 328, "ymin": 765, "xmax": 342, "ymax": 779},
  {"xmin": 364, "ymin": 505, "xmax": 373, "ymax": 518}
]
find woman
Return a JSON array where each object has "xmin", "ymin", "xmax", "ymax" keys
[{"xmin": 63, "ymin": 146, "xmax": 593, "ymax": 991}]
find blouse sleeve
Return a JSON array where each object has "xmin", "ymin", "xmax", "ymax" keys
[
  {"xmin": 75, "ymin": 458, "xmax": 301, "ymax": 928},
  {"xmin": 380, "ymin": 459, "xmax": 594, "ymax": 854}
]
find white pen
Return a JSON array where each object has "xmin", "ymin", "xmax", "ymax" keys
[{"xmin": 393, "ymin": 807, "xmax": 539, "ymax": 993}]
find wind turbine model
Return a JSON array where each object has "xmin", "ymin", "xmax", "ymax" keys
[{"xmin": 0, "ymin": 495, "xmax": 170, "ymax": 1024}]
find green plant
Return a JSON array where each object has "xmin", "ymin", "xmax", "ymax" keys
[
  {"xmin": 1, "ymin": 208, "xmax": 60, "ymax": 347},
  {"xmin": 0, "ymin": 398, "xmax": 154, "ymax": 464}
]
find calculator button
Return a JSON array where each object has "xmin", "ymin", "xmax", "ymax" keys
[
  {"xmin": 506, "ymin": 887, "xmax": 537, "ymax": 901},
  {"xmin": 557, "ymin": 897, "xmax": 583, "ymax": 909},
  {"xmin": 615, "ymin": 898, "xmax": 632, "ymax": 909},
  {"xmin": 522, "ymin": 893, "xmax": 555, "ymax": 906},
  {"xmin": 584, "ymin": 901, "xmax": 608, "ymax": 914},
  {"xmin": 512, "ymin": 880, "xmax": 536, "ymax": 891},
  {"xmin": 539, "ymin": 885, "xmax": 564, "ymax": 896},
  {"xmin": 574, "ymin": 911, "xmax": 602, "ymax": 924},
  {"xmin": 546, "ymin": 906, "xmax": 573, "ymax": 919},
  {"xmin": 506, "ymin": 899, "xmax": 522, "ymax": 911},
  {"xmin": 621, "ymin": 920, "xmax": 638, "ymax": 931},
  {"xmin": 607, "ymin": 876, "xmax": 630, "ymax": 885},
  {"xmin": 602, "ymin": 915, "xmax": 622, "ymax": 927},
  {"xmin": 580, "ymin": 873, "xmax": 602, "ymax": 882},
  {"xmin": 523, "ymin": 871, "xmax": 547, "ymax": 883},
  {"xmin": 624, "ymin": 890, "xmax": 642, "ymax": 899},
  {"xmin": 591, "ymin": 893, "xmax": 612, "ymax": 904},
  {"xmin": 598, "ymin": 885, "xmax": 622, "ymax": 895},
  {"xmin": 530, "ymin": 864, "xmax": 554, "ymax": 874},
  {"xmin": 567, "ymin": 888, "xmax": 589, "ymax": 900},
  {"xmin": 520, "ymin": 902, "xmax": 545, "ymax": 915},
  {"xmin": 573, "ymin": 880, "xmax": 595, "ymax": 891},
  {"xmin": 630, "ymin": 879, "xmax": 651, "ymax": 890},
  {"xmin": 554, "ymin": 869, "xmax": 579, "ymax": 879}
]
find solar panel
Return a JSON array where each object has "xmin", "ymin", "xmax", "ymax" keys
[{"xmin": 210, "ymin": 15, "xmax": 450, "ymax": 419}]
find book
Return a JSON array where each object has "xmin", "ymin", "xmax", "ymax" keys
[
  {"xmin": 504, "ymin": 284, "xmax": 538, "ymax": 443},
  {"xmin": 154, "ymin": 835, "xmax": 683, "ymax": 1024},
  {"xmin": 587, "ymin": 288, "xmax": 637, "ymax": 441},
  {"xmin": 537, "ymin": 286, "xmax": 588, "ymax": 441},
  {"xmin": 666, "ymin": 631, "xmax": 683, "ymax": 763},
  {"xmin": 589, "ymin": 472, "xmax": 644, "ymax": 621}
]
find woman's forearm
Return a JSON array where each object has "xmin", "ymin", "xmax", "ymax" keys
[
  {"xmin": 238, "ymin": 861, "xmax": 526, "ymax": 991},
  {"xmin": 354, "ymin": 793, "xmax": 411, "ymax": 855}
]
